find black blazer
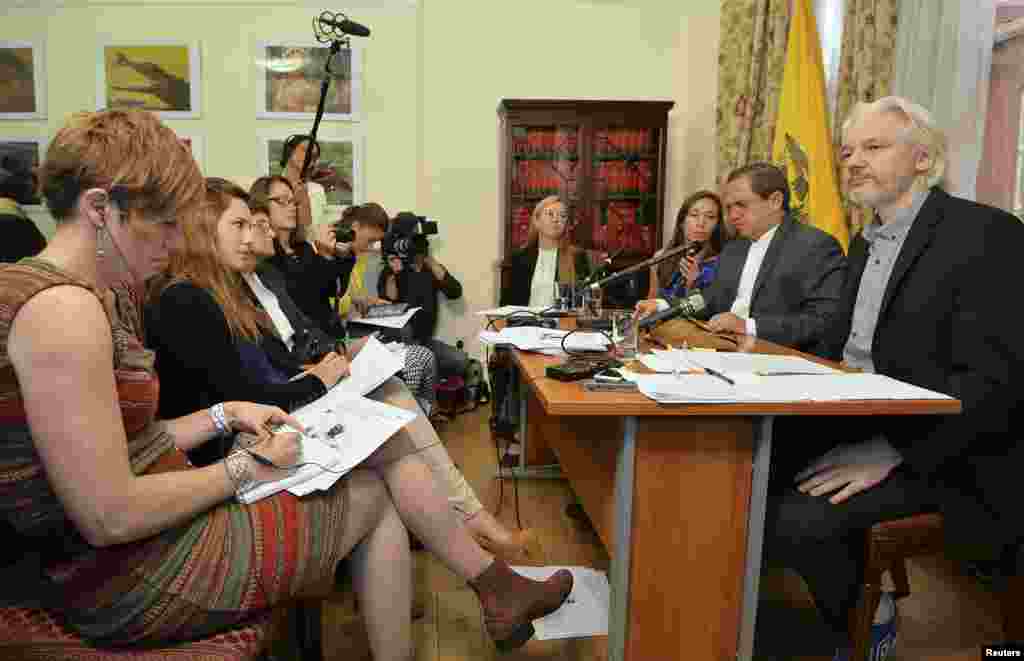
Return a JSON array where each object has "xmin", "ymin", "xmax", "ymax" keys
[
  {"xmin": 700, "ymin": 215, "xmax": 846, "ymax": 351},
  {"xmin": 820, "ymin": 188, "xmax": 1024, "ymax": 560},
  {"xmin": 499, "ymin": 244, "xmax": 592, "ymax": 307}
]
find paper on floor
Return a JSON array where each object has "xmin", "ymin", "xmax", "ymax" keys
[{"xmin": 509, "ymin": 566, "xmax": 610, "ymax": 640}]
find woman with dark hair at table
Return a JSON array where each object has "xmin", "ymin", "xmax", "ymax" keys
[{"xmin": 647, "ymin": 190, "xmax": 725, "ymax": 301}]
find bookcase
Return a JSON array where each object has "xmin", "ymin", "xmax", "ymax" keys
[{"xmin": 497, "ymin": 99, "xmax": 674, "ymax": 305}]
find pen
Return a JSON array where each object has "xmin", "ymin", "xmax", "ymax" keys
[{"xmin": 688, "ymin": 360, "xmax": 735, "ymax": 386}]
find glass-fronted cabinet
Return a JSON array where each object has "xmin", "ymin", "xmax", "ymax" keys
[{"xmin": 498, "ymin": 99, "xmax": 673, "ymax": 306}]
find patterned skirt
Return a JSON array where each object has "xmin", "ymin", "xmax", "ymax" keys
[{"xmin": 45, "ymin": 449, "xmax": 350, "ymax": 646}]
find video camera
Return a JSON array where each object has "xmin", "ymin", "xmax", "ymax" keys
[{"xmin": 382, "ymin": 212, "xmax": 438, "ymax": 262}]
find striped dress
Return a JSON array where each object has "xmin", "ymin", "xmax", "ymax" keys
[{"xmin": 0, "ymin": 258, "xmax": 350, "ymax": 646}]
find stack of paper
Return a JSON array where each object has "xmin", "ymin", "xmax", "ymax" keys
[
  {"xmin": 637, "ymin": 350, "xmax": 840, "ymax": 376},
  {"xmin": 630, "ymin": 372, "xmax": 954, "ymax": 404},
  {"xmin": 478, "ymin": 326, "xmax": 609, "ymax": 353},
  {"xmin": 476, "ymin": 305, "xmax": 550, "ymax": 317},
  {"xmin": 237, "ymin": 336, "xmax": 415, "ymax": 504}
]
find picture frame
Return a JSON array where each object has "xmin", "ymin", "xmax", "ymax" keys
[
  {"xmin": 97, "ymin": 42, "xmax": 201, "ymax": 118},
  {"xmin": 0, "ymin": 40, "xmax": 47, "ymax": 119},
  {"xmin": 0, "ymin": 136, "xmax": 44, "ymax": 206},
  {"xmin": 257, "ymin": 129, "xmax": 364, "ymax": 209},
  {"xmin": 255, "ymin": 41, "xmax": 361, "ymax": 121}
]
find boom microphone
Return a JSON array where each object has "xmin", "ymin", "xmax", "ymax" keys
[
  {"xmin": 637, "ymin": 293, "xmax": 706, "ymax": 330},
  {"xmin": 317, "ymin": 13, "xmax": 371, "ymax": 37}
]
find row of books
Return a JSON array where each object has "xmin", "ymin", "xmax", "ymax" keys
[
  {"xmin": 511, "ymin": 128, "xmax": 580, "ymax": 154},
  {"xmin": 510, "ymin": 127, "xmax": 654, "ymax": 155},
  {"xmin": 512, "ymin": 160, "xmax": 579, "ymax": 195},
  {"xmin": 512, "ymin": 160, "xmax": 654, "ymax": 195}
]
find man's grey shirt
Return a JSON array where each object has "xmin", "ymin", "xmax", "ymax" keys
[{"xmin": 842, "ymin": 189, "xmax": 930, "ymax": 372}]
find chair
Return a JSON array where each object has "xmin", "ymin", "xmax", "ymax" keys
[
  {"xmin": 0, "ymin": 605, "xmax": 276, "ymax": 661},
  {"xmin": 849, "ymin": 512, "xmax": 1023, "ymax": 661},
  {"xmin": 0, "ymin": 532, "xmax": 323, "ymax": 661}
]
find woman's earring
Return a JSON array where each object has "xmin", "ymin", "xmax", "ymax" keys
[{"xmin": 96, "ymin": 225, "xmax": 105, "ymax": 257}]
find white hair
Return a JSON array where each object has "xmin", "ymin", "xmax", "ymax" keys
[{"xmin": 841, "ymin": 96, "xmax": 948, "ymax": 189}]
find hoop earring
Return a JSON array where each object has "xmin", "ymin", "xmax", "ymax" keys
[{"xmin": 96, "ymin": 225, "xmax": 105, "ymax": 257}]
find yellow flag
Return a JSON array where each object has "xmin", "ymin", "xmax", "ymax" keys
[{"xmin": 771, "ymin": 0, "xmax": 849, "ymax": 252}]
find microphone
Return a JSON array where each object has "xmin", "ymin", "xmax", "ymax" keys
[
  {"xmin": 317, "ymin": 14, "xmax": 371, "ymax": 37},
  {"xmin": 683, "ymin": 241, "xmax": 703, "ymax": 258},
  {"xmin": 589, "ymin": 242, "xmax": 692, "ymax": 290},
  {"xmin": 579, "ymin": 247, "xmax": 625, "ymax": 287},
  {"xmin": 637, "ymin": 293, "xmax": 706, "ymax": 330}
]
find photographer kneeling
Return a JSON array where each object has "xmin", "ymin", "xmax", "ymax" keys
[{"xmin": 378, "ymin": 212, "xmax": 469, "ymax": 378}]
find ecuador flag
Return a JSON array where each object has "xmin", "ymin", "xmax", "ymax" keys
[{"xmin": 771, "ymin": 0, "xmax": 849, "ymax": 252}]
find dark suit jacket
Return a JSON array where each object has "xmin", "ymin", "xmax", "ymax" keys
[
  {"xmin": 252, "ymin": 263, "xmax": 338, "ymax": 374},
  {"xmin": 819, "ymin": 188, "xmax": 1024, "ymax": 560},
  {"xmin": 499, "ymin": 244, "xmax": 592, "ymax": 307},
  {"xmin": 699, "ymin": 215, "xmax": 846, "ymax": 351}
]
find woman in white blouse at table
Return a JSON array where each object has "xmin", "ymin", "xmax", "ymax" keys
[{"xmin": 499, "ymin": 195, "xmax": 594, "ymax": 307}]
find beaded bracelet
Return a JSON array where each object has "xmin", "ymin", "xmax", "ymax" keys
[
  {"xmin": 209, "ymin": 402, "xmax": 230, "ymax": 436},
  {"xmin": 223, "ymin": 451, "xmax": 255, "ymax": 500}
]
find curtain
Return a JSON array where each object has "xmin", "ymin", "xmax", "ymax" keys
[
  {"xmin": 716, "ymin": 0, "xmax": 792, "ymax": 182},
  {"xmin": 891, "ymin": 0, "xmax": 997, "ymax": 200},
  {"xmin": 833, "ymin": 0, "xmax": 899, "ymax": 235},
  {"xmin": 977, "ymin": 35, "xmax": 1024, "ymax": 213}
]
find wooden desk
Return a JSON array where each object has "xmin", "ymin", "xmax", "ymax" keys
[{"xmin": 510, "ymin": 325, "xmax": 960, "ymax": 661}]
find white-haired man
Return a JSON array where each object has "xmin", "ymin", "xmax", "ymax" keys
[{"xmin": 767, "ymin": 97, "xmax": 1024, "ymax": 660}]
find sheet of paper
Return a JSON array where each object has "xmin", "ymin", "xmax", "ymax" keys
[
  {"xmin": 348, "ymin": 306, "xmax": 421, "ymax": 329},
  {"xmin": 639, "ymin": 350, "xmax": 840, "ymax": 376},
  {"xmin": 509, "ymin": 566, "xmax": 610, "ymax": 640},
  {"xmin": 335, "ymin": 335, "xmax": 404, "ymax": 397},
  {"xmin": 237, "ymin": 391, "xmax": 416, "ymax": 504},
  {"xmin": 476, "ymin": 305, "xmax": 549, "ymax": 317},
  {"xmin": 631, "ymin": 371, "xmax": 954, "ymax": 404},
  {"xmin": 478, "ymin": 326, "xmax": 609, "ymax": 352}
]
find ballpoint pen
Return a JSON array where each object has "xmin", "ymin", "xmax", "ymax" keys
[{"xmin": 687, "ymin": 359, "xmax": 735, "ymax": 386}]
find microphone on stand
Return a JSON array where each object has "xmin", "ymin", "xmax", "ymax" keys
[
  {"xmin": 588, "ymin": 242, "xmax": 692, "ymax": 290},
  {"xmin": 637, "ymin": 293, "xmax": 706, "ymax": 330},
  {"xmin": 316, "ymin": 13, "xmax": 371, "ymax": 37},
  {"xmin": 578, "ymin": 247, "xmax": 625, "ymax": 287}
]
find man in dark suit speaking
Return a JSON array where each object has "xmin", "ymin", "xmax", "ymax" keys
[
  {"xmin": 636, "ymin": 162, "xmax": 846, "ymax": 352},
  {"xmin": 769, "ymin": 97, "xmax": 1024, "ymax": 660}
]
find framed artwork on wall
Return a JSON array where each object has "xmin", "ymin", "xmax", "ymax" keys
[
  {"xmin": 0, "ymin": 136, "xmax": 44, "ymax": 206},
  {"xmin": 0, "ymin": 41, "xmax": 46, "ymax": 120},
  {"xmin": 257, "ymin": 130, "xmax": 364, "ymax": 209},
  {"xmin": 97, "ymin": 42, "xmax": 201, "ymax": 118},
  {"xmin": 255, "ymin": 42, "xmax": 361, "ymax": 121}
]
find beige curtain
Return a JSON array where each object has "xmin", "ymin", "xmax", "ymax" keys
[
  {"xmin": 833, "ymin": 0, "xmax": 899, "ymax": 234},
  {"xmin": 717, "ymin": 0, "xmax": 792, "ymax": 182}
]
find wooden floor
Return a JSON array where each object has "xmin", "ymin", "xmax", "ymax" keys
[{"xmin": 272, "ymin": 406, "xmax": 1010, "ymax": 660}]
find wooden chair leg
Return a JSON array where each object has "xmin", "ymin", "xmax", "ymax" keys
[
  {"xmin": 889, "ymin": 559, "xmax": 911, "ymax": 600},
  {"xmin": 1002, "ymin": 573, "xmax": 1024, "ymax": 641},
  {"xmin": 850, "ymin": 568, "xmax": 884, "ymax": 661},
  {"xmin": 294, "ymin": 601, "xmax": 324, "ymax": 661}
]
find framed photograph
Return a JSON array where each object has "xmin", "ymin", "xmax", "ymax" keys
[
  {"xmin": 0, "ymin": 137, "xmax": 44, "ymax": 206},
  {"xmin": 0, "ymin": 41, "xmax": 46, "ymax": 119},
  {"xmin": 258, "ymin": 130, "xmax": 364, "ymax": 208},
  {"xmin": 255, "ymin": 42, "xmax": 361, "ymax": 120},
  {"xmin": 175, "ymin": 132, "xmax": 206, "ymax": 173},
  {"xmin": 98, "ymin": 42, "xmax": 201, "ymax": 118}
]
